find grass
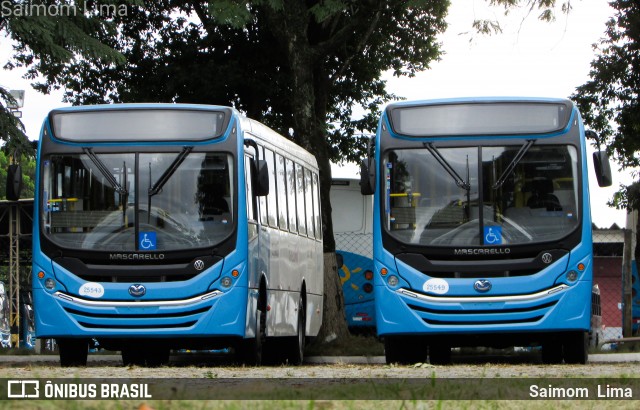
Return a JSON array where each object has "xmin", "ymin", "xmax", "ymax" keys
[{"xmin": 305, "ymin": 334, "xmax": 384, "ymax": 357}]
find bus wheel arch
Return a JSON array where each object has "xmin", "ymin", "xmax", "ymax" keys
[{"xmin": 283, "ymin": 285, "xmax": 307, "ymax": 365}]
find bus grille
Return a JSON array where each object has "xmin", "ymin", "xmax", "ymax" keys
[
  {"xmin": 77, "ymin": 321, "xmax": 197, "ymax": 329},
  {"xmin": 62, "ymin": 305, "xmax": 211, "ymax": 330},
  {"xmin": 64, "ymin": 306, "xmax": 211, "ymax": 319},
  {"xmin": 406, "ymin": 299, "xmax": 558, "ymax": 326}
]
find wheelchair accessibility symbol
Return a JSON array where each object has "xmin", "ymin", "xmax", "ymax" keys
[
  {"xmin": 139, "ymin": 232, "xmax": 157, "ymax": 250},
  {"xmin": 483, "ymin": 226, "xmax": 502, "ymax": 245}
]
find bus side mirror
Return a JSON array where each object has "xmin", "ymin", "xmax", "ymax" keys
[
  {"xmin": 593, "ymin": 151, "xmax": 612, "ymax": 187},
  {"xmin": 360, "ymin": 158, "xmax": 375, "ymax": 195},
  {"xmin": 254, "ymin": 159, "xmax": 269, "ymax": 196},
  {"xmin": 6, "ymin": 164, "xmax": 23, "ymax": 201}
]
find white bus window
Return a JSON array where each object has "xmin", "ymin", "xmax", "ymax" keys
[
  {"xmin": 276, "ymin": 154, "xmax": 288, "ymax": 230},
  {"xmin": 313, "ymin": 173, "xmax": 322, "ymax": 240},
  {"xmin": 258, "ymin": 146, "xmax": 268, "ymax": 226},
  {"xmin": 305, "ymin": 168, "xmax": 314, "ymax": 238},
  {"xmin": 265, "ymin": 148, "xmax": 278, "ymax": 228},
  {"xmin": 286, "ymin": 159, "xmax": 297, "ymax": 233},
  {"xmin": 295, "ymin": 163, "xmax": 307, "ymax": 236},
  {"xmin": 244, "ymin": 155, "xmax": 256, "ymax": 222}
]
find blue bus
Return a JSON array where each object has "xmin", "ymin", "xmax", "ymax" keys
[
  {"xmin": 360, "ymin": 97, "xmax": 612, "ymax": 364},
  {"xmin": 331, "ymin": 179, "xmax": 376, "ymax": 330},
  {"xmin": 32, "ymin": 104, "xmax": 323, "ymax": 366},
  {"xmin": 625, "ymin": 210, "xmax": 640, "ymax": 335}
]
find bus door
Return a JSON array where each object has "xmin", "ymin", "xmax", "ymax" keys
[{"xmin": 244, "ymin": 153, "xmax": 261, "ymax": 291}]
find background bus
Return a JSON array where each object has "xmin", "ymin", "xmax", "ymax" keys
[
  {"xmin": 625, "ymin": 210, "xmax": 640, "ymax": 335},
  {"xmin": 331, "ymin": 178, "xmax": 375, "ymax": 331},
  {"xmin": 361, "ymin": 97, "xmax": 612, "ymax": 364},
  {"xmin": 32, "ymin": 104, "xmax": 323, "ymax": 366}
]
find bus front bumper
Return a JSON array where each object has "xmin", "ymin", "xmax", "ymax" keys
[
  {"xmin": 375, "ymin": 279, "xmax": 591, "ymax": 338},
  {"xmin": 33, "ymin": 285, "xmax": 247, "ymax": 339}
]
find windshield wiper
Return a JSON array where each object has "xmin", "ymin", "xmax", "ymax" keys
[
  {"xmin": 492, "ymin": 139, "xmax": 536, "ymax": 190},
  {"xmin": 146, "ymin": 147, "xmax": 193, "ymax": 225},
  {"xmin": 148, "ymin": 146, "xmax": 193, "ymax": 197},
  {"xmin": 83, "ymin": 148, "xmax": 127, "ymax": 195},
  {"xmin": 424, "ymin": 142, "xmax": 471, "ymax": 191}
]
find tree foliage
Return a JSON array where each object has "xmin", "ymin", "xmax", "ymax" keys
[
  {"xmin": 572, "ymin": 0, "xmax": 640, "ymax": 210},
  {"xmin": 0, "ymin": 0, "xmax": 133, "ymax": 154},
  {"xmin": 0, "ymin": 150, "xmax": 36, "ymax": 199}
]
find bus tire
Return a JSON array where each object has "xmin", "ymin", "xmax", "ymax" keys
[
  {"xmin": 237, "ymin": 308, "xmax": 265, "ymax": 366},
  {"xmin": 57, "ymin": 338, "xmax": 89, "ymax": 367},
  {"xmin": 145, "ymin": 345, "xmax": 171, "ymax": 367},
  {"xmin": 384, "ymin": 336, "xmax": 427, "ymax": 364},
  {"xmin": 121, "ymin": 345, "xmax": 146, "ymax": 366},
  {"xmin": 541, "ymin": 341, "xmax": 563, "ymax": 364},
  {"xmin": 284, "ymin": 295, "xmax": 306, "ymax": 365},
  {"xmin": 428, "ymin": 343, "xmax": 452, "ymax": 365},
  {"xmin": 563, "ymin": 331, "xmax": 588, "ymax": 364}
]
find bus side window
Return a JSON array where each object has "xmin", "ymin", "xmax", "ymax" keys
[
  {"xmin": 304, "ymin": 168, "xmax": 314, "ymax": 238},
  {"xmin": 264, "ymin": 148, "xmax": 278, "ymax": 228},
  {"xmin": 257, "ymin": 146, "xmax": 268, "ymax": 226},
  {"xmin": 276, "ymin": 153, "xmax": 288, "ymax": 230},
  {"xmin": 244, "ymin": 155, "xmax": 257, "ymax": 222},
  {"xmin": 295, "ymin": 163, "xmax": 307, "ymax": 236},
  {"xmin": 286, "ymin": 158, "xmax": 297, "ymax": 233},
  {"xmin": 312, "ymin": 172, "xmax": 321, "ymax": 240}
]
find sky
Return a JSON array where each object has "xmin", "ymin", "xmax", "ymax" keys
[{"xmin": 0, "ymin": 0, "xmax": 632, "ymax": 228}]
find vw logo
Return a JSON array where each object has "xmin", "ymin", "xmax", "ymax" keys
[
  {"xmin": 473, "ymin": 279, "xmax": 492, "ymax": 293},
  {"xmin": 541, "ymin": 253, "xmax": 553, "ymax": 264},
  {"xmin": 128, "ymin": 284, "xmax": 146, "ymax": 297},
  {"xmin": 194, "ymin": 259, "xmax": 205, "ymax": 271}
]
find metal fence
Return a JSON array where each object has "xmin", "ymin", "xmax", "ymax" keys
[{"xmin": 593, "ymin": 227, "xmax": 634, "ymax": 349}]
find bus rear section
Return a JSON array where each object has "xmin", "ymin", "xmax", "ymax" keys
[
  {"xmin": 31, "ymin": 104, "xmax": 323, "ymax": 366},
  {"xmin": 331, "ymin": 179, "xmax": 375, "ymax": 331},
  {"xmin": 362, "ymin": 98, "xmax": 612, "ymax": 364},
  {"xmin": 625, "ymin": 210, "xmax": 640, "ymax": 335}
]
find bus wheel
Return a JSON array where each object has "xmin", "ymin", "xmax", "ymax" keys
[
  {"xmin": 428, "ymin": 343, "xmax": 452, "ymax": 365},
  {"xmin": 384, "ymin": 336, "xmax": 427, "ymax": 364},
  {"xmin": 541, "ymin": 341, "xmax": 563, "ymax": 364},
  {"xmin": 121, "ymin": 345, "xmax": 146, "ymax": 366},
  {"xmin": 284, "ymin": 296, "xmax": 306, "ymax": 365},
  {"xmin": 57, "ymin": 338, "xmax": 89, "ymax": 367},
  {"xmin": 145, "ymin": 346, "xmax": 171, "ymax": 367},
  {"xmin": 237, "ymin": 308, "xmax": 265, "ymax": 366},
  {"xmin": 563, "ymin": 331, "xmax": 588, "ymax": 364}
]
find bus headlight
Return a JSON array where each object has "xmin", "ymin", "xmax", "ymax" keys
[
  {"xmin": 220, "ymin": 276, "xmax": 232, "ymax": 288},
  {"xmin": 44, "ymin": 278, "xmax": 56, "ymax": 290},
  {"xmin": 387, "ymin": 275, "xmax": 399, "ymax": 287},
  {"xmin": 567, "ymin": 270, "xmax": 578, "ymax": 282}
]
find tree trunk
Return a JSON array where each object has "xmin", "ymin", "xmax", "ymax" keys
[
  {"xmin": 315, "ymin": 253, "xmax": 350, "ymax": 342},
  {"xmin": 262, "ymin": 2, "xmax": 349, "ymax": 342}
]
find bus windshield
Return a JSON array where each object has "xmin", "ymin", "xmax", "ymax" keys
[
  {"xmin": 42, "ymin": 151, "xmax": 234, "ymax": 251},
  {"xmin": 383, "ymin": 144, "xmax": 579, "ymax": 246}
]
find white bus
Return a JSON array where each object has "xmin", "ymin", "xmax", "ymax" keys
[{"xmin": 331, "ymin": 179, "xmax": 375, "ymax": 330}]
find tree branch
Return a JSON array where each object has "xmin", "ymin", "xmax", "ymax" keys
[{"xmin": 329, "ymin": 9, "xmax": 381, "ymax": 85}]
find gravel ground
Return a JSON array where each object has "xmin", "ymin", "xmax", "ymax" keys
[{"xmin": 1, "ymin": 354, "xmax": 639, "ymax": 379}]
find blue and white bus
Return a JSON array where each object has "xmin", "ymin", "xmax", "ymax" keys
[
  {"xmin": 361, "ymin": 97, "xmax": 612, "ymax": 364},
  {"xmin": 331, "ymin": 179, "xmax": 375, "ymax": 330},
  {"xmin": 32, "ymin": 104, "xmax": 323, "ymax": 366}
]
